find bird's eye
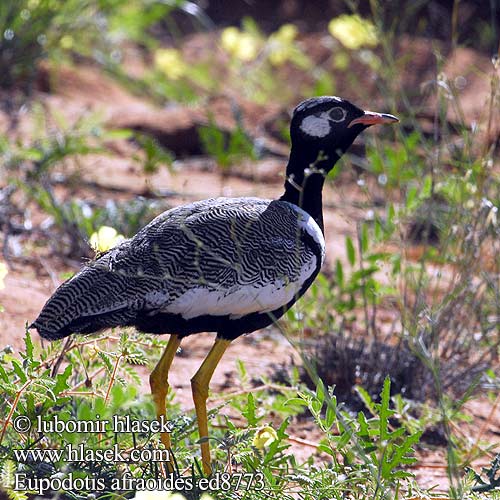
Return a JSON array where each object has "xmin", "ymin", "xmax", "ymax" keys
[{"xmin": 329, "ymin": 107, "xmax": 347, "ymax": 122}]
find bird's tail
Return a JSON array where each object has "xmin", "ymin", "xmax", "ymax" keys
[{"xmin": 31, "ymin": 258, "xmax": 137, "ymax": 341}]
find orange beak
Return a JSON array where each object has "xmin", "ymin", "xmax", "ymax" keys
[{"xmin": 348, "ymin": 111, "xmax": 399, "ymax": 128}]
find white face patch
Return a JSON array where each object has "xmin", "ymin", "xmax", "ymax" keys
[{"xmin": 299, "ymin": 113, "xmax": 331, "ymax": 138}]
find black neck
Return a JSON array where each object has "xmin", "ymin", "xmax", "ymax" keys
[{"xmin": 279, "ymin": 146, "xmax": 340, "ymax": 232}]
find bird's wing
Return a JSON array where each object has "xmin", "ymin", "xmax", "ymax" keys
[
  {"xmin": 32, "ymin": 197, "xmax": 324, "ymax": 339},
  {"xmin": 108, "ymin": 197, "xmax": 324, "ymax": 319}
]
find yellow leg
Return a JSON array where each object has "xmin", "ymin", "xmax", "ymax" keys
[
  {"xmin": 191, "ymin": 338, "xmax": 231, "ymax": 475},
  {"xmin": 150, "ymin": 334, "xmax": 181, "ymax": 451}
]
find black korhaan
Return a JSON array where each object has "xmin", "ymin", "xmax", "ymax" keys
[{"xmin": 32, "ymin": 96, "xmax": 398, "ymax": 474}]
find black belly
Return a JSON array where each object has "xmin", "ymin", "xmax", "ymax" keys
[
  {"xmin": 133, "ymin": 303, "xmax": 289, "ymax": 340},
  {"xmin": 60, "ymin": 302, "xmax": 288, "ymax": 341}
]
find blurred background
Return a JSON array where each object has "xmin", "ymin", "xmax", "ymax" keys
[{"xmin": 0, "ymin": 0, "xmax": 499, "ymax": 496}]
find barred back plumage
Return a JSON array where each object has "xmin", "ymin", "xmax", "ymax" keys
[{"xmin": 32, "ymin": 197, "xmax": 325, "ymax": 341}]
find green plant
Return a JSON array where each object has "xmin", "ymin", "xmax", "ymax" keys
[
  {"xmin": 133, "ymin": 133, "xmax": 174, "ymax": 175},
  {"xmin": 285, "ymin": 377, "xmax": 421, "ymax": 499},
  {"xmin": 0, "ymin": 330, "xmax": 426, "ymax": 500},
  {"xmin": 0, "ymin": 331, "xmax": 187, "ymax": 498},
  {"xmin": 199, "ymin": 115, "xmax": 257, "ymax": 171},
  {"xmin": 218, "ymin": 18, "xmax": 317, "ymax": 105},
  {"xmin": 1, "ymin": 0, "xmax": 105, "ymax": 91},
  {"xmin": 0, "ymin": 108, "xmax": 173, "ymax": 257},
  {"xmin": 469, "ymin": 454, "xmax": 500, "ymax": 493},
  {"xmin": 0, "ymin": 0, "xmax": 196, "ymax": 93}
]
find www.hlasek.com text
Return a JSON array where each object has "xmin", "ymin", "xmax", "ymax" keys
[{"xmin": 13, "ymin": 443, "xmax": 171, "ymax": 464}]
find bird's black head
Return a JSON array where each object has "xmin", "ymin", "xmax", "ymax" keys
[
  {"xmin": 289, "ymin": 96, "xmax": 398, "ymax": 172},
  {"xmin": 282, "ymin": 96, "xmax": 398, "ymax": 229}
]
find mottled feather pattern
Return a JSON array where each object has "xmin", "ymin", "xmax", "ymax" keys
[{"xmin": 32, "ymin": 197, "xmax": 325, "ymax": 340}]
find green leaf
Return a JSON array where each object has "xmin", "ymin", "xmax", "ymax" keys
[
  {"xmin": 23, "ymin": 331, "xmax": 34, "ymax": 361},
  {"xmin": 311, "ymin": 397, "xmax": 323, "ymax": 415},
  {"xmin": 346, "ymin": 236, "xmax": 356, "ymax": 266},
  {"xmin": 54, "ymin": 364, "xmax": 72, "ymax": 396},
  {"xmin": 11, "ymin": 359, "xmax": 27, "ymax": 384},
  {"xmin": 284, "ymin": 397, "xmax": 308, "ymax": 407},
  {"xmin": 379, "ymin": 377, "xmax": 391, "ymax": 441},
  {"xmin": 242, "ymin": 392, "xmax": 258, "ymax": 426},
  {"xmin": 109, "ymin": 384, "xmax": 126, "ymax": 407},
  {"xmin": 77, "ymin": 403, "xmax": 94, "ymax": 422},
  {"xmin": 391, "ymin": 253, "xmax": 401, "ymax": 274},
  {"xmin": 0, "ymin": 363, "xmax": 9, "ymax": 383},
  {"xmin": 1, "ymin": 460, "xmax": 15, "ymax": 488},
  {"xmin": 104, "ymin": 128, "xmax": 133, "ymax": 140},
  {"xmin": 22, "ymin": 148, "xmax": 43, "ymax": 161},
  {"xmin": 236, "ymin": 359, "xmax": 248, "ymax": 384},
  {"xmin": 421, "ymin": 175, "xmax": 433, "ymax": 199},
  {"xmin": 406, "ymin": 185, "xmax": 418, "ymax": 210},
  {"xmin": 325, "ymin": 402, "xmax": 336, "ymax": 429},
  {"xmin": 374, "ymin": 218, "xmax": 383, "ymax": 241},
  {"xmin": 98, "ymin": 351, "xmax": 114, "ymax": 374},
  {"xmin": 360, "ymin": 223, "xmax": 369, "ymax": 254},
  {"xmin": 317, "ymin": 443, "xmax": 335, "ymax": 456},
  {"xmin": 386, "ymin": 431, "xmax": 422, "ymax": 471},
  {"xmin": 355, "ymin": 386, "xmax": 376, "ymax": 415},
  {"xmin": 336, "ymin": 430, "xmax": 351, "ymax": 449},
  {"xmin": 316, "ymin": 380, "xmax": 325, "ymax": 405},
  {"xmin": 387, "ymin": 203, "xmax": 396, "ymax": 227},
  {"xmin": 335, "ymin": 259, "xmax": 344, "ymax": 286},
  {"xmin": 357, "ymin": 411, "xmax": 370, "ymax": 441}
]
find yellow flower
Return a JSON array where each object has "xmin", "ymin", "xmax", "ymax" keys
[
  {"xmin": 0, "ymin": 261, "xmax": 7, "ymax": 290},
  {"xmin": 268, "ymin": 24, "xmax": 298, "ymax": 66},
  {"xmin": 154, "ymin": 48, "xmax": 187, "ymax": 80},
  {"xmin": 221, "ymin": 27, "xmax": 239, "ymax": 51},
  {"xmin": 60, "ymin": 35, "xmax": 74, "ymax": 50},
  {"xmin": 252, "ymin": 425, "xmax": 278, "ymax": 449},
  {"xmin": 272, "ymin": 24, "xmax": 298, "ymax": 44},
  {"xmin": 333, "ymin": 52, "xmax": 349, "ymax": 70},
  {"xmin": 89, "ymin": 226, "xmax": 125, "ymax": 253},
  {"xmin": 328, "ymin": 14, "xmax": 378, "ymax": 50},
  {"xmin": 221, "ymin": 27, "xmax": 259, "ymax": 62}
]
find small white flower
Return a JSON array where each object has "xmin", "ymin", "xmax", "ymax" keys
[
  {"xmin": 377, "ymin": 174, "xmax": 388, "ymax": 186},
  {"xmin": 481, "ymin": 197, "xmax": 494, "ymax": 209},
  {"xmin": 0, "ymin": 261, "xmax": 7, "ymax": 290}
]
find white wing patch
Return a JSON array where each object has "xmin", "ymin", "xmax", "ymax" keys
[
  {"xmin": 163, "ymin": 256, "xmax": 317, "ymax": 320},
  {"xmin": 282, "ymin": 202, "xmax": 326, "ymax": 266}
]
